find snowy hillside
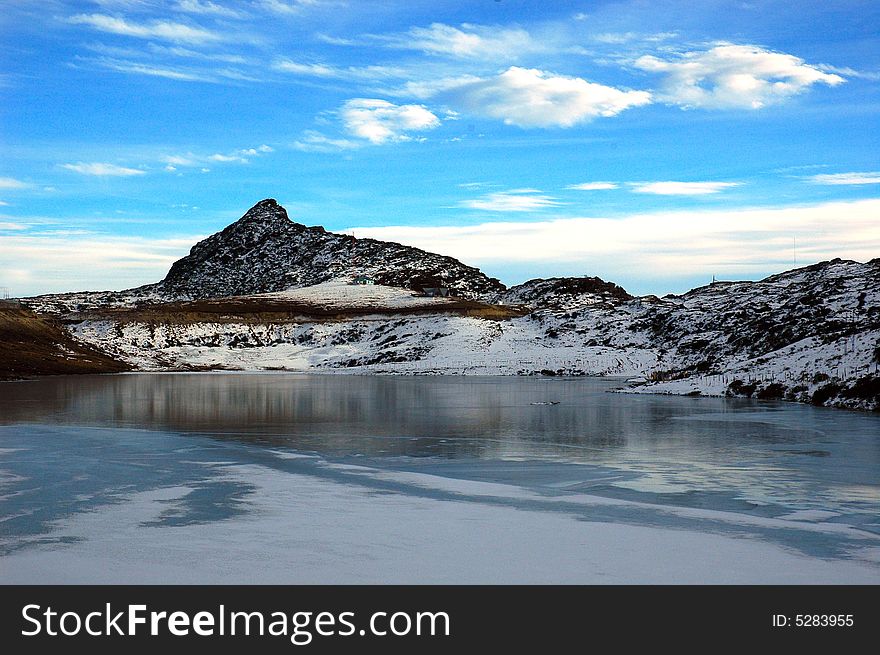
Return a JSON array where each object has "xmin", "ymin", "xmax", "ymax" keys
[
  {"xmin": 18, "ymin": 200, "xmax": 880, "ymax": 411},
  {"xmin": 258, "ymin": 279, "xmax": 457, "ymax": 310}
]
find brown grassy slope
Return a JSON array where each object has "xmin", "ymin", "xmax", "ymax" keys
[
  {"xmin": 88, "ymin": 296, "xmax": 530, "ymax": 324},
  {"xmin": 0, "ymin": 304, "xmax": 129, "ymax": 379}
]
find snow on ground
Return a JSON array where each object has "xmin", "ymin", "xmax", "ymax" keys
[
  {"xmin": 71, "ymin": 314, "xmax": 658, "ymax": 377},
  {"xmin": 259, "ymin": 279, "xmax": 456, "ymax": 310}
]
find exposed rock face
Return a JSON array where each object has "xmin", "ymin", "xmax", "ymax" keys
[
  {"xmin": 630, "ymin": 258, "xmax": 880, "ymax": 368},
  {"xmin": 158, "ymin": 199, "xmax": 504, "ymax": 299},
  {"xmin": 501, "ymin": 276, "xmax": 632, "ymax": 311}
]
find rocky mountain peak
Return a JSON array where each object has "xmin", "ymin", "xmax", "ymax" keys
[
  {"xmin": 238, "ymin": 198, "xmax": 285, "ymax": 221},
  {"xmin": 155, "ymin": 199, "xmax": 505, "ymax": 300}
]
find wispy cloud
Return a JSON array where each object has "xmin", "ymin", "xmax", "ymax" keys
[
  {"xmin": 162, "ymin": 145, "xmax": 273, "ymax": 167},
  {"xmin": 0, "ymin": 177, "xmax": 30, "ymax": 189},
  {"xmin": 566, "ymin": 182, "xmax": 619, "ymax": 190},
  {"xmin": 175, "ymin": 0, "xmax": 247, "ymax": 19},
  {"xmin": 147, "ymin": 44, "xmax": 249, "ymax": 64},
  {"xmin": 340, "ymin": 98, "xmax": 440, "ymax": 144},
  {"xmin": 292, "ymin": 130, "xmax": 363, "ymax": 152},
  {"xmin": 69, "ymin": 14, "xmax": 222, "ymax": 44},
  {"xmin": 808, "ymin": 172, "xmax": 880, "ymax": 185},
  {"xmin": 260, "ymin": 0, "xmax": 319, "ymax": 15},
  {"xmin": 62, "ymin": 162, "xmax": 146, "ymax": 176},
  {"xmin": 314, "ymin": 33, "xmax": 359, "ymax": 47},
  {"xmin": 273, "ymin": 59, "xmax": 406, "ymax": 81},
  {"xmin": 240, "ymin": 145, "xmax": 274, "ymax": 155},
  {"xmin": 630, "ymin": 181, "xmax": 740, "ymax": 195},
  {"xmin": 406, "ymin": 67, "xmax": 651, "ymax": 128},
  {"xmin": 591, "ymin": 31, "xmax": 677, "ymax": 45},
  {"xmin": 209, "ymin": 153, "xmax": 246, "ymax": 162},
  {"xmin": 634, "ymin": 44, "xmax": 844, "ymax": 110},
  {"xmin": 349, "ymin": 199, "xmax": 880, "ymax": 286},
  {"xmin": 0, "ymin": 233, "xmax": 201, "ymax": 296},
  {"xmin": 462, "ymin": 189, "xmax": 562, "ymax": 212},
  {"xmin": 273, "ymin": 60, "xmax": 337, "ymax": 77},
  {"xmin": 164, "ymin": 154, "xmax": 197, "ymax": 166},
  {"xmin": 84, "ymin": 57, "xmax": 209, "ymax": 81},
  {"xmin": 817, "ymin": 64, "xmax": 880, "ymax": 82},
  {"xmin": 380, "ymin": 22, "xmax": 544, "ymax": 60}
]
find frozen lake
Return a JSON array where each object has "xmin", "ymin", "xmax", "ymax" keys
[{"xmin": 1, "ymin": 373, "xmax": 879, "ymax": 583}]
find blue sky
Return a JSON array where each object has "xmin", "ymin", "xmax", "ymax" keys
[{"xmin": 1, "ymin": 0, "xmax": 879, "ymax": 296}]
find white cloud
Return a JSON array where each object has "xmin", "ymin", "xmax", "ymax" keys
[
  {"xmin": 89, "ymin": 58, "xmax": 208, "ymax": 81},
  {"xmin": 340, "ymin": 99, "xmax": 440, "ymax": 144},
  {"xmin": 209, "ymin": 153, "xmax": 246, "ymax": 162},
  {"xmin": 462, "ymin": 189, "xmax": 562, "ymax": 212},
  {"xmin": 384, "ymin": 22, "xmax": 542, "ymax": 60},
  {"xmin": 592, "ymin": 31, "xmax": 677, "ymax": 44},
  {"xmin": 164, "ymin": 154, "xmax": 196, "ymax": 166},
  {"xmin": 0, "ymin": 233, "xmax": 200, "ymax": 296},
  {"xmin": 630, "ymin": 181, "xmax": 740, "ymax": 195},
  {"xmin": 292, "ymin": 131, "xmax": 363, "ymax": 152},
  {"xmin": 567, "ymin": 182, "xmax": 618, "ymax": 190},
  {"xmin": 0, "ymin": 177, "xmax": 30, "ymax": 189},
  {"xmin": 260, "ymin": 0, "xmax": 317, "ymax": 15},
  {"xmin": 315, "ymin": 33, "xmax": 359, "ymax": 46},
  {"xmin": 175, "ymin": 0, "xmax": 245, "ymax": 18},
  {"xmin": 272, "ymin": 59, "xmax": 406, "ymax": 80},
  {"xmin": 273, "ymin": 60, "xmax": 337, "ymax": 77},
  {"xmin": 407, "ymin": 67, "xmax": 651, "ymax": 128},
  {"xmin": 0, "ymin": 221, "xmax": 25, "ymax": 229},
  {"xmin": 62, "ymin": 162, "xmax": 146, "ymax": 176},
  {"xmin": 348, "ymin": 198, "xmax": 880, "ymax": 285},
  {"xmin": 69, "ymin": 14, "xmax": 221, "ymax": 44},
  {"xmin": 817, "ymin": 64, "xmax": 880, "ymax": 82},
  {"xmin": 592, "ymin": 32, "xmax": 639, "ymax": 45},
  {"xmin": 808, "ymin": 172, "xmax": 880, "ymax": 185},
  {"xmin": 147, "ymin": 44, "xmax": 248, "ymax": 64},
  {"xmin": 163, "ymin": 145, "xmax": 272, "ymax": 166},
  {"xmin": 239, "ymin": 145, "xmax": 273, "ymax": 155},
  {"xmin": 634, "ymin": 44, "xmax": 844, "ymax": 109}
]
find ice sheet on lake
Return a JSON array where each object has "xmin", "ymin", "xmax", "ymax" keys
[{"xmin": 2, "ymin": 425, "xmax": 879, "ymax": 584}]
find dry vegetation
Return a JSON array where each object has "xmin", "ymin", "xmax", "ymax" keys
[
  {"xmin": 0, "ymin": 303, "xmax": 129, "ymax": 379},
  {"xmin": 87, "ymin": 296, "xmax": 530, "ymax": 324}
]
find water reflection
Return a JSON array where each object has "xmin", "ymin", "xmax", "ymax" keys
[
  {"xmin": 1, "ymin": 373, "xmax": 753, "ymax": 457},
  {"xmin": 1, "ymin": 373, "xmax": 879, "ymax": 520}
]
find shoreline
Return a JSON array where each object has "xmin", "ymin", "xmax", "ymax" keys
[{"xmin": 2, "ymin": 368, "xmax": 877, "ymax": 413}]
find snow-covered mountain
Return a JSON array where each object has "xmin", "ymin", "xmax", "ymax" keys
[{"xmin": 19, "ymin": 199, "xmax": 880, "ymax": 411}]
